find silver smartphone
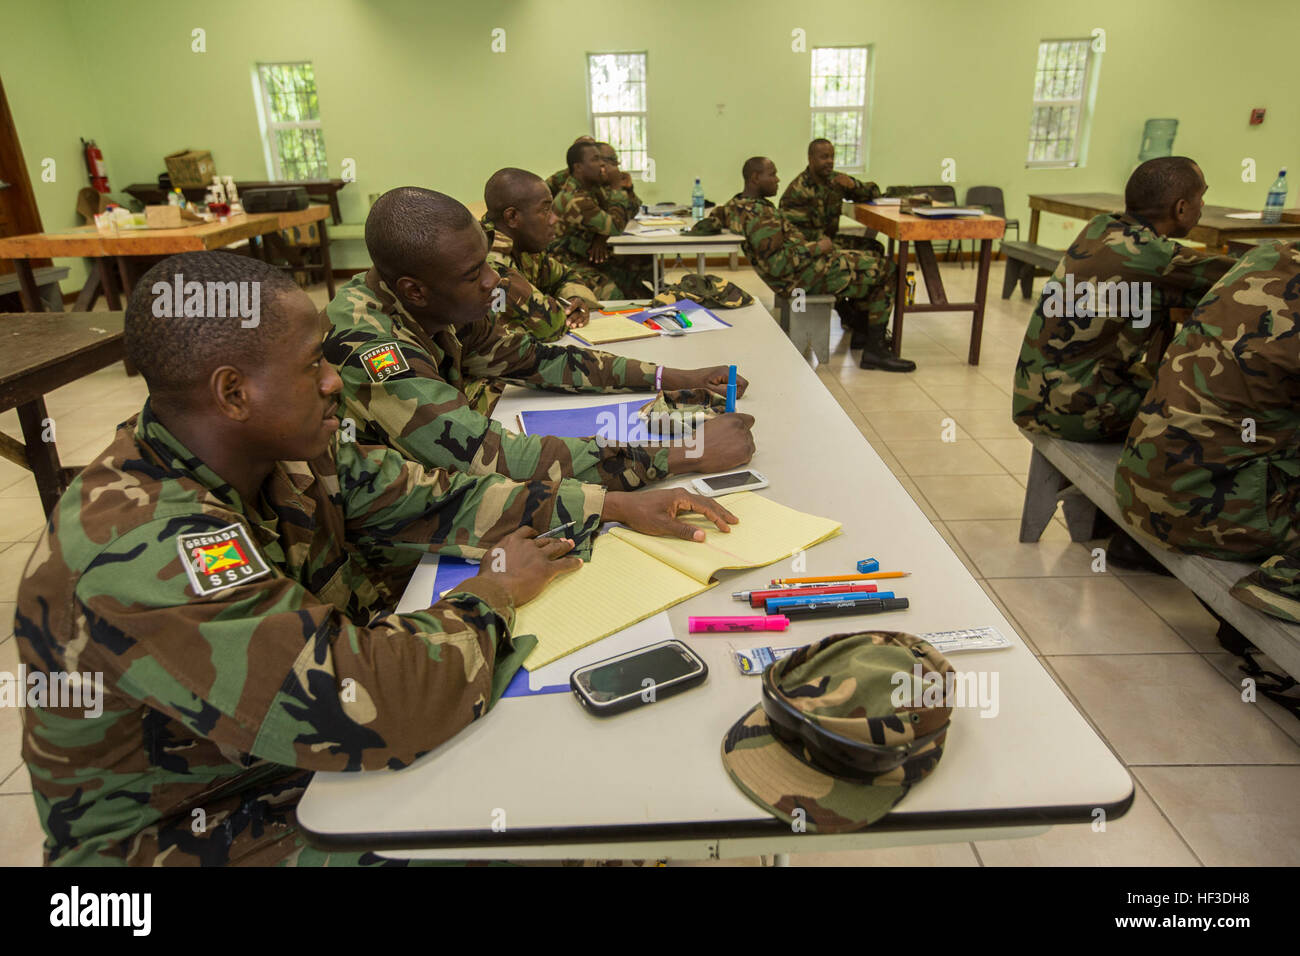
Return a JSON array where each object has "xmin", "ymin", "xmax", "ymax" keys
[{"xmin": 690, "ymin": 469, "xmax": 769, "ymax": 497}]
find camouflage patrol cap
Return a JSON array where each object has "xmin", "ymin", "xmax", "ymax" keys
[
  {"xmin": 650, "ymin": 273, "xmax": 754, "ymax": 309},
  {"xmin": 1231, "ymin": 554, "xmax": 1300, "ymax": 625},
  {"xmin": 721, "ymin": 631, "xmax": 953, "ymax": 833}
]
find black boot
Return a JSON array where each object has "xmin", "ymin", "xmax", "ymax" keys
[
  {"xmin": 839, "ymin": 300, "xmax": 868, "ymax": 349},
  {"xmin": 1105, "ymin": 531, "xmax": 1172, "ymax": 576},
  {"xmin": 858, "ymin": 326, "xmax": 915, "ymax": 372}
]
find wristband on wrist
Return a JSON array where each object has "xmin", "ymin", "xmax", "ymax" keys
[{"xmin": 655, "ymin": 365, "xmax": 664, "ymax": 392}]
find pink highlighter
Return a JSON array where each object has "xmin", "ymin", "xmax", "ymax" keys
[{"xmin": 688, "ymin": 615, "xmax": 790, "ymax": 633}]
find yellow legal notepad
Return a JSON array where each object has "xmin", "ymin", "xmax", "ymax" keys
[
  {"xmin": 516, "ymin": 492, "xmax": 841, "ymax": 669},
  {"xmin": 569, "ymin": 312, "xmax": 660, "ymax": 346}
]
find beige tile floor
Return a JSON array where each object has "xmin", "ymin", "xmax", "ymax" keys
[{"xmin": 0, "ymin": 258, "xmax": 1295, "ymax": 867}]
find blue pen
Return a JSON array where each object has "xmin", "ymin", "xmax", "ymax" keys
[
  {"xmin": 725, "ymin": 365, "xmax": 737, "ymax": 412},
  {"xmin": 765, "ymin": 591, "xmax": 895, "ymax": 612}
]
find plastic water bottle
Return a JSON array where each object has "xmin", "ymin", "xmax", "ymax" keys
[
  {"xmin": 1262, "ymin": 168, "xmax": 1287, "ymax": 224},
  {"xmin": 692, "ymin": 178, "xmax": 704, "ymax": 221}
]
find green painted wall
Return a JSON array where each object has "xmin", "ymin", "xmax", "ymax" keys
[{"xmin": 6, "ymin": 0, "xmax": 1297, "ymax": 285}]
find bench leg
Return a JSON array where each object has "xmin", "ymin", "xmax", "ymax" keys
[
  {"xmin": 1019, "ymin": 446, "xmax": 1068, "ymax": 542},
  {"xmin": 1058, "ymin": 488, "xmax": 1100, "ymax": 543},
  {"xmin": 1019, "ymin": 266, "xmax": 1035, "ymax": 300},
  {"xmin": 1001, "ymin": 260, "xmax": 1019, "ymax": 299}
]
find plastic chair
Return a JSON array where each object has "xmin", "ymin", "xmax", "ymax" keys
[{"xmin": 950, "ymin": 186, "xmax": 1020, "ymax": 269}]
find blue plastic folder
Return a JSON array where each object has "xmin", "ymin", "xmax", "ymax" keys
[
  {"xmin": 427, "ymin": 556, "xmax": 567, "ymax": 699},
  {"xmin": 517, "ymin": 400, "xmax": 651, "ymax": 440}
]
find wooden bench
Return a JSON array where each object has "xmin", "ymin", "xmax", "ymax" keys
[
  {"xmin": 1001, "ymin": 240, "xmax": 1063, "ymax": 300},
  {"xmin": 0, "ymin": 266, "xmax": 70, "ymax": 312},
  {"xmin": 1018, "ymin": 428, "xmax": 1300, "ymax": 680}
]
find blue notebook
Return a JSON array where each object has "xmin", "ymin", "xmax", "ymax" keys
[{"xmin": 517, "ymin": 400, "xmax": 651, "ymax": 440}]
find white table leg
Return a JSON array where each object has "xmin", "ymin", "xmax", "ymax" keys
[{"xmin": 696, "ymin": 253, "xmax": 706, "ymax": 275}]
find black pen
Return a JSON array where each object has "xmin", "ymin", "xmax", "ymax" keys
[
  {"xmin": 537, "ymin": 521, "xmax": 577, "ymax": 540},
  {"xmin": 780, "ymin": 597, "xmax": 909, "ymax": 618}
]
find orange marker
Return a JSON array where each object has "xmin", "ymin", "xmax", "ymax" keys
[{"xmin": 770, "ymin": 572, "xmax": 910, "ymax": 585}]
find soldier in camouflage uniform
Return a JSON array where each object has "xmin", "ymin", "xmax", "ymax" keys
[
  {"xmin": 710, "ymin": 157, "xmax": 913, "ymax": 372},
  {"xmin": 779, "ymin": 138, "xmax": 882, "ymax": 252},
  {"xmin": 597, "ymin": 141, "xmax": 643, "ymax": 228},
  {"xmin": 14, "ymin": 251, "xmax": 743, "ymax": 866},
  {"xmin": 481, "ymin": 167, "xmax": 598, "ymax": 343},
  {"xmin": 549, "ymin": 141, "xmax": 652, "ymax": 299},
  {"xmin": 545, "ymin": 135, "xmax": 595, "ymax": 197},
  {"xmin": 1013, "ymin": 158, "xmax": 1236, "ymax": 442},
  {"xmin": 1114, "ymin": 240, "xmax": 1300, "ymax": 582},
  {"xmin": 323, "ymin": 187, "xmax": 756, "ymax": 492}
]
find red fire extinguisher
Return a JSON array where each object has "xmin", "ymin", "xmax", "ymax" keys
[{"xmin": 81, "ymin": 138, "xmax": 109, "ymax": 193}]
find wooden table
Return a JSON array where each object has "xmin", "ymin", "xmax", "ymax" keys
[
  {"xmin": 1027, "ymin": 193, "xmax": 1300, "ymax": 250},
  {"xmin": 0, "ymin": 214, "xmax": 280, "ymax": 312},
  {"xmin": 297, "ymin": 298, "xmax": 1133, "ymax": 861},
  {"xmin": 0, "ymin": 207, "xmax": 334, "ymax": 311},
  {"xmin": 0, "ymin": 312, "xmax": 124, "ymax": 515},
  {"xmin": 123, "ymin": 178, "xmax": 350, "ymax": 225},
  {"xmin": 854, "ymin": 205, "xmax": 1006, "ymax": 365}
]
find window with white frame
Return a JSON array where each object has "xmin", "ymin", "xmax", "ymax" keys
[
  {"xmin": 255, "ymin": 62, "xmax": 328, "ymax": 181},
  {"xmin": 587, "ymin": 53, "xmax": 647, "ymax": 173},
  {"xmin": 1026, "ymin": 39, "xmax": 1096, "ymax": 167},
  {"xmin": 810, "ymin": 46, "xmax": 869, "ymax": 170}
]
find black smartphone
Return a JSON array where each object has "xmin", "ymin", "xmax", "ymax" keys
[{"xmin": 570, "ymin": 639, "xmax": 708, "ymax": 716}]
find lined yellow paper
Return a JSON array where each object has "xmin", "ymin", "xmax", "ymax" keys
[
  {"xmin": 610, "ymin": 493, "xmax": 842, "ymax": 584},
  {"xmin": 516, "ymin": 493, "xmax": 841, "ymax": 670},
  {"xmin": 569, "ymin": 313, "xmax": 660, "ymax": 346}
]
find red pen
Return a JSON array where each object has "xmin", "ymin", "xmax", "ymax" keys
[
  {"xmin": 745, "ymin": 583, "xmax": 878, "ymax": 608},
  {"xmin": 645, "ymin": 319, "xmax": 663, "ymax": 330},
  {"xmin": 688, "ymin": 615, "xmax": 790, "ymax": 633}
]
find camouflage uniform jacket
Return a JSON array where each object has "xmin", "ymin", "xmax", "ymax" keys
[
  {"xmin": 480, "ymin": 213, "xmax": 599, "ymax": 343},
  {"xmin": 604, "ymin": 180, "xmax": 642, "ymax": 231},
  {"xmin": 779, "ymin": 167, "xmax": 879, "ymax": 242},
  {"xmin": 1012, "ymin": 213, "xmax": 1236, "ymax": 442},
  {"xmin": 1114, "ymin": 240, "xmax": 1300, "ymax": 560},
  {"xmin": 708, "ymin": 194, "xmax": 851, "ymax": 297},
  {"xmin": 549, "ymin": 177, "xmax": 620, "ymax": 264},
  {"xmin": 545, "ymin": 168, "xmax": 572, "ymax": 199},
  {"xmin": 322, "ymin": 271, "xmax": 671, "ymax": 490},
  {"xmin": 14, "ymin": 403, "xmax": 604, "ymax": 865}
]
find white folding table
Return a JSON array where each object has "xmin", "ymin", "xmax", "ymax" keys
[{"xmin": 297, "ymin": 299, "xmax": 1133, "ymax": 861}]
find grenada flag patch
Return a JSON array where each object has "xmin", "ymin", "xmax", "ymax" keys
[
  {"xmin": 359, "ymin": 343, "xmax": 410, "ymax": 383},
  {"xmin": 178, "ymin": 523, "xmax": 272, "ymax": 597}
]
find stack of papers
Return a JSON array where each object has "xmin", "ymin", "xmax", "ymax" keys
[{"xmin": 910, "ymin": 207, "xmax": 986, "ymax": 218}]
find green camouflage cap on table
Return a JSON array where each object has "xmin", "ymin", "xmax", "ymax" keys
[
  {"xmin": 721, "ymin": 631, "xmax": 953, "ymax": 833},
  {"xmin": 650, "ymin": 273, "xmax": 754, "ymax": 310},
  {"xmin": 1231, "ymin": 553, "xmax": 1300, "ymax": 625}
]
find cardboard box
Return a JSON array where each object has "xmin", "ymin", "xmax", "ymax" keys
[
  {"xmin": 164, "ymin": 149, "xmax": 217, "ymax": 188},
  {"xmin": 144, "ymin": 204, "xmax": 204, "ymax": 228}
]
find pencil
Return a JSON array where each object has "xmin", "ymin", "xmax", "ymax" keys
[{"xmin": 770, "ymin": 572, "xmax": 910, "ymax": 585}]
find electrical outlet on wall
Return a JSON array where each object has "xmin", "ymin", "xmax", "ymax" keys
[{"xmin": 1249, "ymin": 108, "xmax": 1265, "ymax": 125}]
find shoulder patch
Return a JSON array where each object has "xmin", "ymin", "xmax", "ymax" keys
[
  {"xmin": 358, "ymin": 343, "xmax": 411, "ymax": 383},
  {"xmin": 178, "ymin": 523, "xmax": 272, "ymax": 598}
]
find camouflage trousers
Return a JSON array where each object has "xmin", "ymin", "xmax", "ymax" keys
[
  {"xmin": 557, "ymin": 253, "xmax": 653, "ymax": 300},
  {"xmin": 790, "ymin": 250, "xmax": 896, "ymax": 333},
  {"xmin": 1115, "ymin": 450, "xmax": 1300, "ymax": 562},
  {"xmin": 1011, "ymin": 374, "xmax": 1151, "ymax": 443}
]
